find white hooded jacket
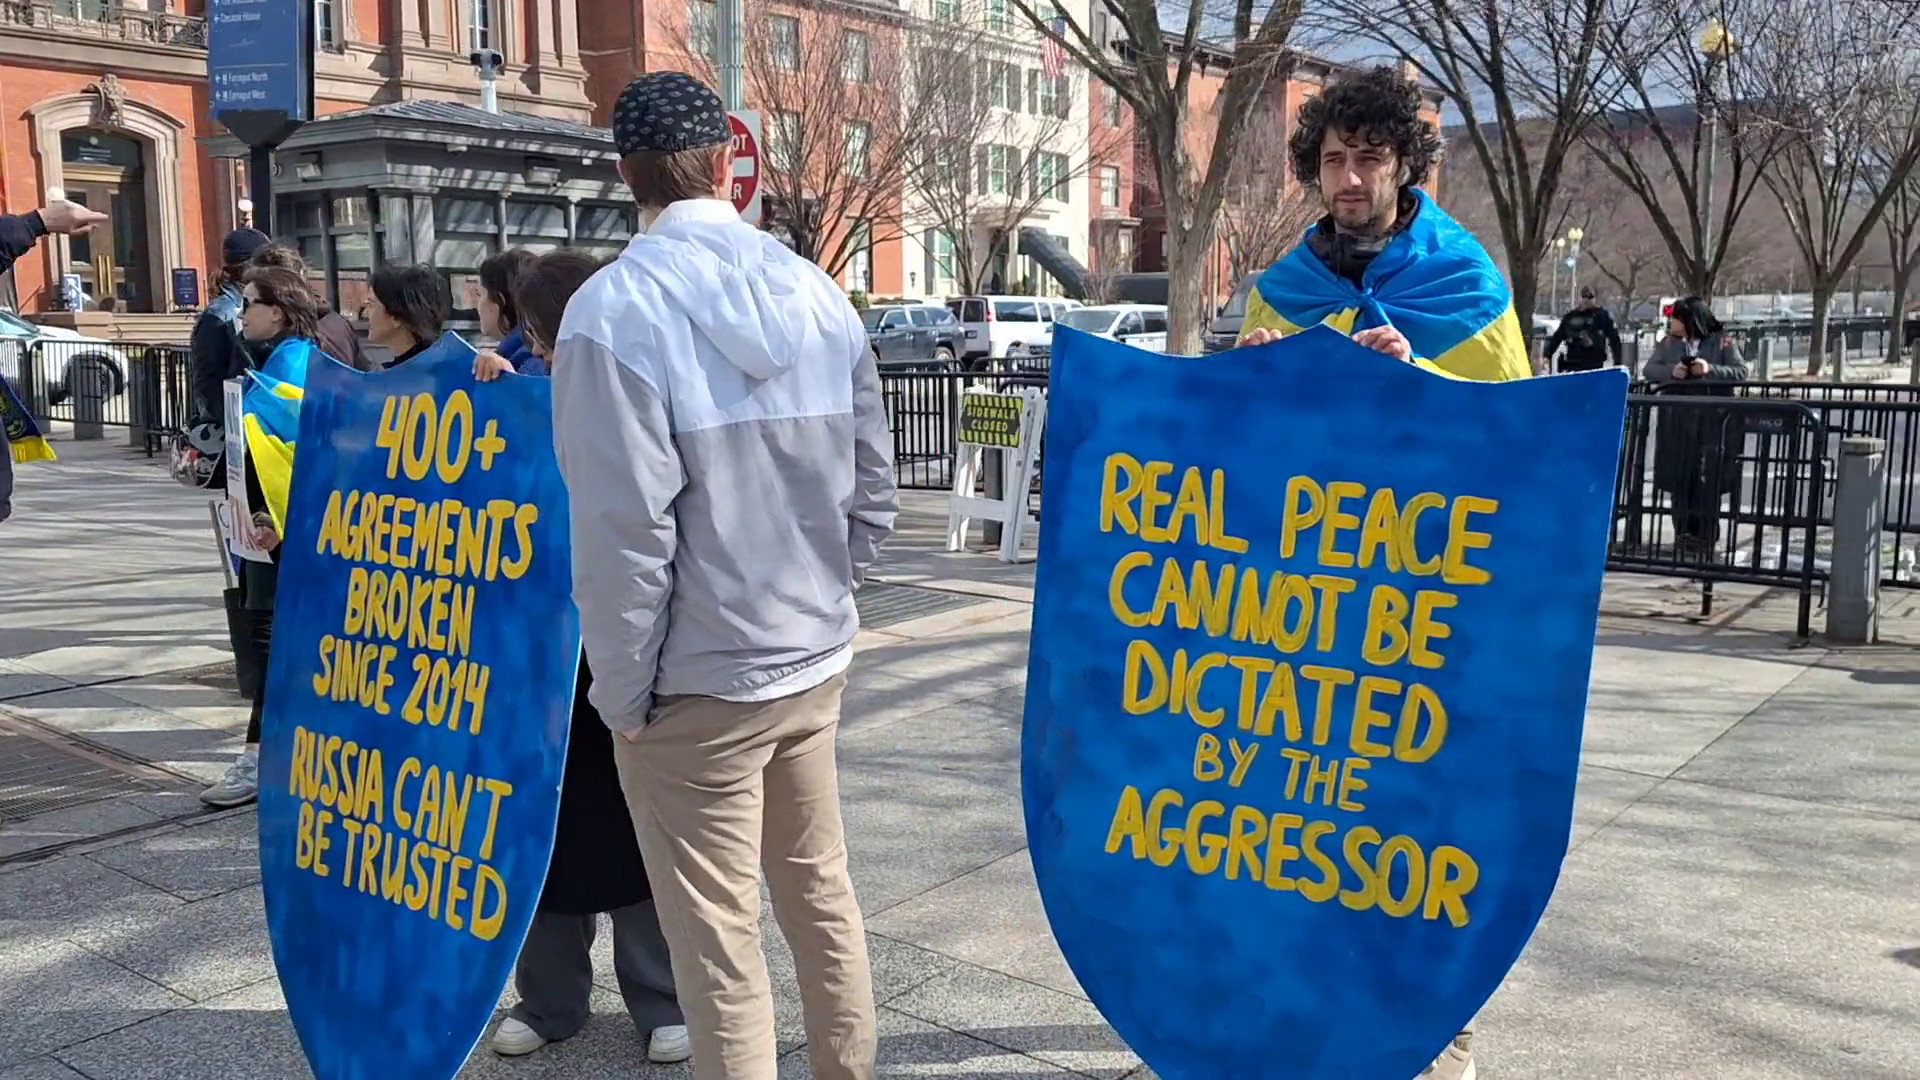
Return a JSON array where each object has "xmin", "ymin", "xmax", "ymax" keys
[{"xmin": 551, "ymin": 198, "xmax": 898, "ymax": 733}]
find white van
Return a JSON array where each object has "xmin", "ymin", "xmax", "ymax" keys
[
  {"xmin": 945, "ymin": 295, "xmax": 1082, "ymax": 361},
  {"xmin": 1056, "ymin": 304, "xmax": 1170, "ymax": 352}
]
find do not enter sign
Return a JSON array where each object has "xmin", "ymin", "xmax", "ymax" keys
[{"xmin": 728, "ymin": 110, "xmax": 762, "ymax": 226}]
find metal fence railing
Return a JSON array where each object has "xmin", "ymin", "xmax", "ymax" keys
[
  {"xmin": 1609, "ymin": 392, "xmax": 1829, "ymax": 638},
  {"xmin": 880, "ymin": 360, "xmax": 1046, "ymax": 492},
  {"xmin": 1, "ymin": 338, "xmax": 193, "ymax": 456}
]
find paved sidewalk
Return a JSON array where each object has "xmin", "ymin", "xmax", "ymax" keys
[{"xmin": 3, "ymin": 440, "xmax": 1919, "ymax": 1079}]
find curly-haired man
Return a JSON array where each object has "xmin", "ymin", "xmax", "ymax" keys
[{"xmin": 1239, "ymin": 65, "xmax": 1530, "ymax": 385}]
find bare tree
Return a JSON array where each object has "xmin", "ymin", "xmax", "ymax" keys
[
  {"xmin": 1581, "ymin": 0, "xmax": 1807, "ymax": 301},
  {"xmin": 678, "ymin": 0, "xmax": 918, "ymax": 277},
  {"xmin": 1877, "ymin": 136, "xmax": 1920, "ymax": 376},
  {"xmin": 1558, "ymin": 156, "xmax": 1678, "ymax": 319},
  {"xmin": 1084, "ymin": 226, "xmax": 1130, "ymax": 303},
  {"xmin": 903, "ymin": 20, "xmax": 1120, "ymax": 296},
  {"xmin": 1218, "ymin": 126, "xmax": 1318, "ymax": 284},
  {"xmin": 1304, "ymin": 0, "xmax": 1628, "ymax": 321},
  {"xmin": 1011, "ymin": 0, "xmax": 1305, "ymax": 354},
  {"xmin": 1753, "ymin": 3, "xmax": 1920, "ymax": 373}
]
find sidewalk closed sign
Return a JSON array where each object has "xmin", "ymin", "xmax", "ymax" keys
[
  {"xmin": 1022, "ymin": 325, "xmax": 1629, "ymax": 1079},
  {"xmin": 256, "ymin": 335, "xmax": 577, "ymax": 1080},
  {"xmin": 957, "ymin": 392, "xmax": 1024, "ymax": 449}
]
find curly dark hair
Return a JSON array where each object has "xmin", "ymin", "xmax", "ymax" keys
[{"xmin": 1289, "ymin": 66, "xmax": 1443, "ymax": 189}]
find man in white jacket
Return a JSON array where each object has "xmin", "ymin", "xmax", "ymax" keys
[{"xmin": 550, "ymin": 72, "xmax": 897, "ymax": 1080}]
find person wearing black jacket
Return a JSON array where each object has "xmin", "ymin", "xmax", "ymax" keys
[
  {"xmin": 2, "ymin": 201, "xmax": 108, "ymax": 524},
  {"xmin": 188, "ymin": 229, "xmax": 273, "ymax": 424},
  {"xmin": 364, "ymin": 263, "xmax": 450, "ymax": 368},
  {"xmin": 1544, "ymin": 287, "xmax": 1624, "ymax": 372}
]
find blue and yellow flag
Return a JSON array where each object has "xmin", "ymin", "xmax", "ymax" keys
[
  {"xmin": 1240, "ymin": 188, "xmax": 1531, "ymax": 382},
  {"xmin": 2, "ymin": 376, "xmax": 56, "ymax": 464},
  {"xmin": 240, "ymin": 337, "xmax": 315, "ymax": 533}
]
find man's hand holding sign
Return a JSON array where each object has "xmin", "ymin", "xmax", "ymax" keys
[{"xmin": 1022, "ymin": 324, "xmax": 1627, "ymax": 1080}]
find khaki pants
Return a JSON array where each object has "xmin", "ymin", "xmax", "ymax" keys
[{"xmin": 611, "ymin": 674, "xmax": 875, "ymax": 1080}]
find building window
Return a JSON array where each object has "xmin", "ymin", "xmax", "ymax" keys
[
  {"xmin": 844, "ymin": 121, "xmax": 871, "ymax": 179},
  {"xmin": 847, "ymin": 222, "xmax": 873, "ymax": 293},
  {"xmin": 468, "ymin": 0, "xmax": 496, "ymax": 54},
  {"xmin": 932, "ymin": 0, "xmax": 961, "ymax": 22},
  {"xmin": 988, "ymin": 62, "xmax": 1020, "ymax": 111},
  {"xmin": 843, "ymin": 30, "xmax": 870, "ymax": 82},
  {"xmin": 505, "ymin": 200, "xmax": 568, "ymax": 254},
  {"xmin": 1035, "ymin": 152, "xmax": 1068, "ymax": 202},
  {"xmin": 1105, "ymin": 86, "xmax": 1124, "ymax": 128},
  {"xmin": 432, "ymin": 194, "xmax": 498, "ymax": 317},
  {"xmin": 1037, "ymin": 71, "xmax": 1065, "ymax": 117},
  {"xmin": 314, "ymin": 0, "xmax": 342, "ymax": 49},
  {"xmin": 576, "ymin": 203, "xmax": 637, "ymax": 259},
  {"xmin": 771, "ymin": 15, "xmax": 801, "ymax": 71},
  {"xmin": 927, "ymin": 229, "xmax": 957, "ymax": 286},
  {"xmin": 1099, "ymin": 165, "xmax": 1120, "ymax": 207},
  {"xmin": 690, "ymin": 0, "xmax": 717, "ymax": 58},
  {"xmin": 770, "ymin": 110, "xmax": 802, "ymax": 171},
  {"xmin": 55, "ymin": 0, "xmax": 107, "ymax": 17},
  {"xmin": 986, "ymin": 0, "xmax": 1009, "ymax": 32},
  {"xmin": 985, "ymin": 144, "xmax": 1017, "ymax": 197}
]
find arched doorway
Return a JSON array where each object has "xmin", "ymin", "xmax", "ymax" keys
[
  {"xmin": 28, "ymin": 85, "xmax": 188, "ymax": 315},
  {"xmin": 58, "ymin": 129, "xmax": 153, "ymax": 312}
]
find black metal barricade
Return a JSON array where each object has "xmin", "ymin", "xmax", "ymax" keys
[{"xmin": 1609, "ymin": 392, "xmax": 1828, "ymax": 638}]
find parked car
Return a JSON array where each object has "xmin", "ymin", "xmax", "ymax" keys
[
  {"xmin": 1058, "ymin": 304, "xmax": 1170, "ymax": 352},
  {"xmin": 1203, "ymin": 273, "xmax": 1261, "ymax": 353},
  {"xmin": 0, "ymin": 309, "xmax": 129, "ymax": 405},
  {"xmin": 861, "ymin": 303, "xmax": 966, "ymax": 366},
  {"xmin": 945, "ymin": 295, "xmax": 1081, "ymax": 361}
]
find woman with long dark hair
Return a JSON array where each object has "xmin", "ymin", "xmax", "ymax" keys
[
  {"xmin": 1641, "ymin": 296, "xmax": 1750, "ymax": 557},
  {"xmin": 199, "ymin": 265, "xmax": 325, "ymax": 808},
  {"xmin": 473, "ymin": 248, "xmax": 541, "ymax": 380},
  {"xmin": 484, "ymin": 249, "xmax": 686, "ymax": 1065}
]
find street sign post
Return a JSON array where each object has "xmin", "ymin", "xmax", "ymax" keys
[
  {"xmin": 209, "ymin": 0, "xmax": 315, "ymax": 235},
  {"xmin": 728, "ymin": 110, "xmax": 762, "ymax": 226}
]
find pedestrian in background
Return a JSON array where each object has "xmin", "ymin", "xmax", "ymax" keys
[
  {"xmin": 552, "ymin": 71, "xmax": 896, "ymax": 1080},
  {"xmin": 473, "ymin": 248, "xmax": 541, "ymax": 381},
  {"xmin": 1642, "ymin": 295, "xmax": 1749, "ymax": 559},
  {"xmin": 199, "ymin": 266, "xmax": 325, "ymax": 808},
  {"xmin": 190, "ymin": 228, "xmax": 272, "ymax": 424},
  {"xmin": 363, "ymin": 263, "xmax": 451, "ymax": 368},
  {"xmin": 1545, "ymin": 286, "xmax": 1624, "ymax": 373},
  {"xmin": 483, "ymin": 248, "xmax": 686, "ymax": 1065}
]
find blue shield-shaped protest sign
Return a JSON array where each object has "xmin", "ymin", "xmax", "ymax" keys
[
  {"xmin": 257, "ymin": 335, "xmax": 577, "ymax": 1080},
  {"xmin": 1024, "ymin": 327, "xmax": 1628, "ymax": 1079}
]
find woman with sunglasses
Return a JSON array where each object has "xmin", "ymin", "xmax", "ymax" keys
[{"xmin": 199, "ymin": 266, "xmax": 323, "ymax": 808}]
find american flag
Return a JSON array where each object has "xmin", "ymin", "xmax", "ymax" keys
[{"xmin": 1041, "ymin": 15, "xmax": 1068, "ymax": 79}]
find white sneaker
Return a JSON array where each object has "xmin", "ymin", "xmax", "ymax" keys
[
  {"xmin": 199, "ymin": 748, "xmax": 259, "ymax": 808},
  {"xmin": 1418, "ymin": 1031, "xmax": 1476, "ymax": 1080},
  {"xmin": 490, "ymin": 1017, "xmax": 547, "ymax": 1057},
  {"xmin": 648, "ymin": 1024, "xmax": 691, "ymax": 1064}
]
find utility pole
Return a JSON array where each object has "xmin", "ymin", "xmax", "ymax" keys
[{"xmin": 718, "ymin": 0, "xmax": 745, "ymax": 110}]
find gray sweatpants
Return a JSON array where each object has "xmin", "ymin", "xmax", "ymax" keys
[
  {"xmin": 1, "ymin": 444, "xmax": 13, "ymax": 524},
  {"xmin": 508, "ymin": 903, "xmax": 683, "ymax": 1041}
]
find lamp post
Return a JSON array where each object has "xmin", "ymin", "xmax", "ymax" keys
[
  {"xmin": 1698, "ymin": 18, "xmax": 1737, "ymax": 298},
  {"xmin": 236, "ymin": 198, "xmax": 254, "ymax": 230},
  {"xmin": 1550, "ymin": 236, "xmax": 1567, "ymax": 313},
  {"xmin": 1566, "ymin": 226, "xmax": 1585, "ymax": 308}
]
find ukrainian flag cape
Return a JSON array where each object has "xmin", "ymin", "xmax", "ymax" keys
[
  {"xmin": 241, "ymin": 337, "xmax": 315, "ymax": 533},
  {"xmin": 2, "ymin": 375, "xmax": 56, "ymax": 464},
  {"xmin": 1241, "ymin": 188, "xmax": 1531, "ymax": 382}
]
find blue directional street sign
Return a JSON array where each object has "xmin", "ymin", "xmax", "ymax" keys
[{"xmin": 208, "ymin": 0, "xmax": 314, "ymax": 147}]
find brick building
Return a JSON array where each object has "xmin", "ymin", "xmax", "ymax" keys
[{"xmin": 0, "ymin": 0, "xmax": 595, "ymax": 314}]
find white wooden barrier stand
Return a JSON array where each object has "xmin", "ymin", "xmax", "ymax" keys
[{"xmin": 946, "ymin": 385, "xmax": 1047, "ymax": 562}]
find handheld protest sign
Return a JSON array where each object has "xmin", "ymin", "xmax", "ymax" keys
[
  {"xmin": 1023, "ymin": 326, "xmax": 1628, "ymax": 1080},
  {"xmin": 257, "ymin": 335, "xmax": 577, "ymax": 1080}
]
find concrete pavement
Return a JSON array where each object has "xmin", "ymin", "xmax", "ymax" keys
[{"xmin": 3, "ymin": 438, "xmax": 1919, "ymax": 1079}]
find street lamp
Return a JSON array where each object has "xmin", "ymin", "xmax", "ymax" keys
[
  {"xmin": 236, "ymin": 197, "xmax": 254, "ymax": 229},
  {"xmin": 1550, "ymin": 236, "xmax": 1567, "ymax": 314},
  {"xmin": 1698, "ymin": 18, "xmax": 1738, "ymax": 296},
  {"xmin": 1566, "ymin": 226, "xmax": 1585, "ymax": 308}
]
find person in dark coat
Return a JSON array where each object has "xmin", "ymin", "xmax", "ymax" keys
[
  {"xmin": 488, "ymin": 249, "xmax": 685, "ymax": 1065},
  {"xmin": 1640, "ymin": 295, "xmax": 1749, "ymax": 557},
  {"xmin": 1545, "ymin": 286, "xmax": 1623, "ymax": 372}
]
